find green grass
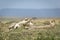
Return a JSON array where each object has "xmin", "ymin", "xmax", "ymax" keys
[{"xmin": 0, "ymin": 18, "xmax": 60, "ymax": 40}]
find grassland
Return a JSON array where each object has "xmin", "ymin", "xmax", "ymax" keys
[{"xmin": 0, "ymin": 17, "xmax": 60, "ymax": 40}]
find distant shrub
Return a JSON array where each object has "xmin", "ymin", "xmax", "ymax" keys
[
  {"xmin": 43, "ymin": 21, "xmax": 50, "ymax": 25},
  {"xmin": 32, "ymin": 17, "xmax": 37, "ymax": 20}
]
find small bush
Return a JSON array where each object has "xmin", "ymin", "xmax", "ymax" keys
[{"xmin": 43, "ymin": 21, "xmax": 50, "ymax": 25}]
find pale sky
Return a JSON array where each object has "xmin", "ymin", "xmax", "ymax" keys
[
  {"xmin": 0, "ymin": 0, "xmax": 60, "ymax": 17},
  {"xmin": 0, "ymin": 0, "xmax": 60, "ymax": 9}
]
